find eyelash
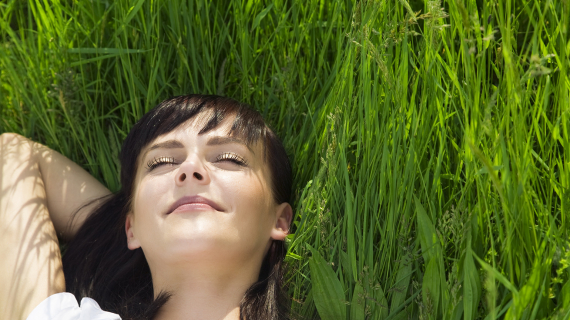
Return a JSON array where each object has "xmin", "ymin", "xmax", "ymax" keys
[
  {"xmin": 216, "ymin": 152, "xmax": 248, "ymax": 166},
  {"xmin": 146, "ymin": 156, "xmax": 176, "ymax": 171},
  {"xmin": 146, "ymin": 153, "xmax": 247, "ymax": 171}
]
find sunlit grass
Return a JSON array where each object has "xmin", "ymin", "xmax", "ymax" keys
[{"xmin": 1, "ymin": 0, "xmax": 569, "ymax": 319}]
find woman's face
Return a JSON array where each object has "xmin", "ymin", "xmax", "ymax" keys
[{"xmin": 125, "ymin": 113, "xmax": 291, "ymax": 270}]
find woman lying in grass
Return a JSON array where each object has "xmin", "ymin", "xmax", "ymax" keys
[{"xmin": 0, "ymin": 94, "xmax": 293, "ymax": 320}]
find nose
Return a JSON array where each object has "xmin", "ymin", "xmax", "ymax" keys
[
  {"xmin": 178, "ymin": 172, "xmax": 204, "ymax": 181},
  {"xmin": 175, "ymin": 157, "xmax": 210, "ymax": 186}
]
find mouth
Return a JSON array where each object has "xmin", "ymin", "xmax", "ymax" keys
[{"xmin": 166, "ymin": 195, "xmax": 225, "ymax": 214}]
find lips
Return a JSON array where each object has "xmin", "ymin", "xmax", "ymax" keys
[{"xmin": 166, "ymin": 195, "xmax": 225, "ymax": 214}]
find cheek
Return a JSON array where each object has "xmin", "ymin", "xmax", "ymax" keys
[
  {"xmin": 132, "ymin": 175, "xmax": 171, "ymax": 226},
  {"xmin": 219, "ymin": 171, "xmax": 274, "ymax": 230}
]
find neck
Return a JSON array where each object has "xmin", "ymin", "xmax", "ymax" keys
[
  {"xmin": 153, "ymin": 281, "xmax": 244, "ymax": 320},
  {"xmin": 150, "ymin": 258, "xmax": 260, "ymax": 320}
]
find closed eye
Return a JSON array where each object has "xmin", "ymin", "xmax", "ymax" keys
[
  {"xmin": 147, "ymin": 156, "xmax": 177, "ymax": 171},
  {"xmin": 215, "ymin": 152, "xmax": 247, "ymax": 166}
]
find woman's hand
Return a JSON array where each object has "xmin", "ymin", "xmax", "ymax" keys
[{"xmin": 0, "ymin": 133, "xmax": 111, "ymax": 320}]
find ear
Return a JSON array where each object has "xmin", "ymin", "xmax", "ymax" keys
[
  {"xmin": 125, "ymin": 213, "xmax": 141, "ymax": 250},
  {"xmin": 270, "ymin": 203, "xmax": 293, "ymax": 241}
]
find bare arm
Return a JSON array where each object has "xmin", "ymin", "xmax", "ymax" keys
[
  {"xmin": 31, "ymin": 135, "xmax": 112, "ymax": 239},
  {"xmin": 0, "ymin": 133, "xmax": 111, "ymax": 320}
]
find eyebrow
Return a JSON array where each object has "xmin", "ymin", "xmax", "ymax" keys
[
  {"xmin": 206, "ymin": 136, "xmax": 255, "ymax": 154},
  {"xmin": 142, "ymin": 136, "xmax": 254, "ymax": 160},
  {"xmin": 142, "ymin": 140, "xmax": 185, "ymax": 159}
]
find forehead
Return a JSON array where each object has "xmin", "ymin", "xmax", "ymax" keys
[{"xmin": 140, "ymin": 111, "xmax": 265, "ymax": 158}]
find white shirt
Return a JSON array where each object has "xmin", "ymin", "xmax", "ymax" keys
[{"xmin": 26, "ymin": 292, "xmax": 121, "ymax": 320}]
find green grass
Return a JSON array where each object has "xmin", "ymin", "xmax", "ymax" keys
[{"xmin": 1, "ymin": 0, "xmax": 569, "ymax": 319}]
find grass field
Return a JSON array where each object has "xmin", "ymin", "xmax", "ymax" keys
[{"xmin": 1, "ymin": 0, "xmax": 569, "ymax": 319}]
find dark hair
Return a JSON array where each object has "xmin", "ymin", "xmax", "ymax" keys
[{"xmin": 62, "ymin": 95, "xmax": 292, "ymax": 320}]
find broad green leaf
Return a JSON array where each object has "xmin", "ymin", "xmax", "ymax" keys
[
  {"xmin": 414, "ymin": 196, "xmax": 439, "ymax": 262},
  {"xmin": 350, "ymin": 283, "xmax": 365, "ymax": 320},
  {"xmin": 464, "ymin": 248, "xmax": 481, "ymax": 320},
  {"xmin": 308, "ymin": 245, "xmax": 346, "ymax": 320},
  {"xmin": 422, "ymin": 258, "xmax": 440, "ymax": 317},
  {"xmin": 372, "ymin": 282, "xmax": 389, "ymax": 320},
  {"xmin": 389, "ymin": 261, "xmax": 412, "ymax": 315},
  {"xmin": 339, "ymin": 250, "xmax": 353, "ymax": 282}
]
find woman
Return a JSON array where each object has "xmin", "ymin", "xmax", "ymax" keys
[{"xmin": 0, "ymin": 94, "xmax": 293, "ymax": 320}]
